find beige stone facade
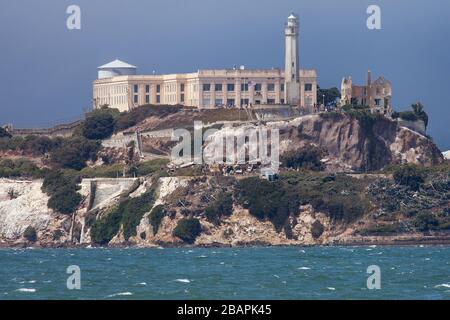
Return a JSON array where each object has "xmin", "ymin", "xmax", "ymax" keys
[
  {"xmin": 93, "ymin": 68, "xmax": 317, "ymax": 112},
  {"xmin": 340, "ymin": 71, "xmax": 393, "ymax": 116}
]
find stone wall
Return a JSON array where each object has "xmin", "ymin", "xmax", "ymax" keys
[
  {"xmin": 397, "ymin": 119, "xmax": 426, "ymax": 135},
  {"xmin": 7, "ymin": 120, "xmax": 83, "ymax": 138}
]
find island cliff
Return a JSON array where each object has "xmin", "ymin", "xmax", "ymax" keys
[{"xmin": 0, "ymin": 107, "xmax": 448, "ymax": 247}]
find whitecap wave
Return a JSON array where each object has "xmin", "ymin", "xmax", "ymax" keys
[
  {"xmin": 298, "ymin": 267, "xmax": 311, "ymax": 270},
  {"xmin": 16, "ymin": 288, "xmax": 36, "ymax": 293},
  {"xmin": 327, "ymin": 287, "xmax": 336, "ymax": 291},
  {"xmin": 435, "ymin": 283, "xmax": 450, "ymax": 289},
  {"xmin": 175, "ymin": 279, "xmax": 191, "ymax": 283},
  {"xmin": 107, "ymin": 292, "xmax": 133, "ymax": 297}
]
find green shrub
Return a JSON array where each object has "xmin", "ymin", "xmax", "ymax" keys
[
  {"xmin": 90, "ymin": 207, "xmax": 123, "ymax": 245},
  {"xmin": 234, "ymin": 178, "xmax": 292, "ymax": 231},
  {"xmin": 0, "ymin": 159, "xmax": 44, "ymax": 178},
  {"xmin": 132, "ymin": 159, "xmax": 169, "ymax": 176},
  {"xmin": 91, "ymin": 189, "xmax": 155, "ymax": 244},
  {"xmin": 0, "ymin": 127, "xmax": 11, "ymax": 138},
  {"xmin": 50, "ymin": 136, "xmax": 101, "ymax": 170},
  {"xmin": 204, "ymin": 192, "xmax": 233, "ymax": 223},
  {"xmin": 359, "ymin": 224, "xmax": 401, "ymax": 236},
  {"xmin": 393, "ymin": 165, "xmax": 425, "ymax": 191},
  {"xmin": 23, "ymin": 226, "xmax": 37, "ymax": 242},
  {"xmin": 281, "ymin": 145, "xmax": 324, "ymax": 171},
  {"xmin": 311, "ymin": 220, "xmax": 324, "ymax": 239},
  {"xmin": 81, "ymin": 109, "xmax": 116, "ymax": 140},
  {"xmin": 42, "ymin": 170, "xmax": 82, "ymax": 215},
  {"xmin": 80, "ymin": 163, "xmax": 124, "ymax": 178},
  {"xmin": 47, "ymin": 187, "xmax": 82, "ymax": 214},
  {"xmin": 114, "ymin": 105, "xmax": 182, "ymax": 132},
  {"xmin": 53, "ymin": 230, "xmax": 64, "ymax": 241},
  {"xmin": 414, "ymin": 212, "xmax": 439, "ymax": 231},
  {"xmin": 149, "ymin": 205, "xmax": 166, "ymax": 234},
  {"xmin": 173, "ymin": 218, "xmax": 202, "ymax": 244}
]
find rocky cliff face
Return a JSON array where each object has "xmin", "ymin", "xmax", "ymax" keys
[
  {"xmin": 203, "ymin": 113, "xmax": 443, "ymax": 172},
  {"xmin": 0, "ymin": 113, "xmax": 446, "ymax": 247}
]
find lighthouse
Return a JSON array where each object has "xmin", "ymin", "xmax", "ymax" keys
[{"xmin": 284, "ymin": 13, "xmax": 300, "ymax": 106}]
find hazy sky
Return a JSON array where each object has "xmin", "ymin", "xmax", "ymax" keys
[{"xmin": 0, "ymin": 0, "xmax": 449, "ymax": 150}]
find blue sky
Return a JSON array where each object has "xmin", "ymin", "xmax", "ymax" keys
[{"xmin": 0, "ymin": 0, "xmax": 449, "ymax": 150}]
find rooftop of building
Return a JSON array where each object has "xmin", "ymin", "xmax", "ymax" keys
[{"xmin": 98, "ymin": 59, "xmax": 137, "ymax": 69}]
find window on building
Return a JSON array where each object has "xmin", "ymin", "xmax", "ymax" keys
[
  {"xmin": 227, "ymin": 84, "xmax": 235, "ymax": 91},
  {"xmin": 145, "ymin": 95, "xmax": 150, "ymax": 104},
  {"xmin": 133, "ymin": 85, "xmax": 139, "ymax": 93},
  {"xmin": 281, "ymin": 84, "xmax": 285, "ymax": 92},
  {"xmin": 241, "ymin": 83, "xmax": 248, "ymax": 92},
  {"xmin": 180, "ymin": 84, "xmax": 185, "ymax": 92},
  {"xmin": 215, "ymin": 99, "xmax": 223, "ymax": 107},
  {"xmin": 227, "ymin": 99, "xmax": 235, "ymax": 107},
  {"xmin": 375, "ymin": 99, "xmax": 381, "ymax": 106},
  {"xmin": 181, "ymin": 94, "xmax": 185, "ymax": 103},
  {"xmin": 267, "ymin": 84, "xmax": 275, "ymax": 92},
  {"xmin": 134, "ymin": 95, "xmax": 138, "ymax": 104},
  {"xmin": 304, "ymin": 83, "xmax": 312, "ymax": 91},
  {"xmin": 255, "ymin": 100, "xmax": 261, "ymax": 105},
  {"xmin": 203, "ymin": 99, "xmax": 211, "ymax": 107},
  {"xmin": 281, "ymin": 98, "xmax": 285, "ymax": 104},
  {"xmin": 145, "ymin": 85, "xmax": 150, "ymax": 93},
  {"xmin": 156, "ymin": 85, "xmax": 161, "ymax": 93},
  {"xmin": 156, "ymin": 95, "xmax": 160, "ymax": 103},
  {"xmin": 203, "ymin": 84, "xmax": 211, "ymax": 91},
  {"xmin": 267, "ymin": 99, "xmax": 275, "ymax": 104},
  {"xmin": 215, "ymin": 84, "xmax": 222, "ymax": 91},
  {"xmin": 255, "ymin": 83, "xmax": 262, "ymax": 91},
  {"xmin": 240, "ymin": 98, "xmax": 249, "ymax": 106},
  {"xmin": 305, "ymin": 96, "xmax": 313, "ymax": 107}
]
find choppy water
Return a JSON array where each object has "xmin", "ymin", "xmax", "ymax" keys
[{"xmin": 0, "ymin": 246, "xmax": 449, "ymax": 300}]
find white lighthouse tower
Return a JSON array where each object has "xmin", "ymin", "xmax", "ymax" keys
[{"xmin": 284, "ymin": 13, "xmax": 300, "ymax": 106}]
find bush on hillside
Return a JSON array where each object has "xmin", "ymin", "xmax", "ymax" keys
[
  {"xmin": 414, "ymin": 212, "xmax": 439, "ymax": 231},
  {"xmin": 0, "ymin": 159, "xmax": 44, "ymax": 178},
  {"xmin": 114, "ymin": 105, "xmax": 182, "ymax": 132},
  {"xmin": 91, "ymin": 189, "xmax": 155, "ymax": 245},
  {"xmin": 149, "ymin": 205, "xmax": 166, "ymax": 234},
  {"xmin": 281, "ymin": 145, "xmax": 324, "ymax": 171},
  {"xmin": 42, "ymin": 170, "xmax": 82, "ymax": 215},
  {"xmin": 50, "ymin": 136, "xmax": 101, "ymax": 170},
  {"xmin": 0, "ymin": 127, "xmax": 11, "ymax": 138},
  {"xmin": 393, "ymin": 165, "xmax": 425, "ymax": 191},
  {"xmin": 81, "ymin": 109, "xmax": 116, "ymax": 140},
  {"xmin": 173, "ymin": 218, "xmax": 202, "ymax": 244},
  {"xmin": 23, "ymin": 226, "xmax": 37, "ymax": 242},
  {"xmin": 204, "ymin": 192, "xmax": 233, "ymax": 224}
]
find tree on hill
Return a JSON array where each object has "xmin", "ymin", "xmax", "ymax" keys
[
  {"xmin": 317, "ymin": 86, "xmax": 341, "ymax": 107},
  {"xmin": 392, "ymin": 102, "xmax": 429, "ymax": 129},
  {"xmin": 81, "ymin": 109, "xmax": 116, "ymax": 140},
  {"xmin": 0, "ymin": 127, "xmax": 11, "ymax": 138}
]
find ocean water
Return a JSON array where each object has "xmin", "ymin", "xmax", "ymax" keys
[{"xmin": 0, "ymin": 246, "xmax": 449, "ymax": 300}]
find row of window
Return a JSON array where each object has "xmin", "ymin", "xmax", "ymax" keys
[
  {"xmin": 202, "ymin": 83, "xmax": 284, "ymax": 92},
  {"xmin": 203, "ymin": 98, "xmax": 285, "ymax": 107},
  {"xmin": 202, "ymin": 83, "xmax": 313, "ymax": 92},
  {"xmin": 134, "ymin": 84, "xmax": 161, "ymax": 94}
]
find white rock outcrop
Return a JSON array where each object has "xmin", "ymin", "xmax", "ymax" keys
[{"xmin": 0, "ymin": 179, "xmax": 53, "ymax": 241}]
